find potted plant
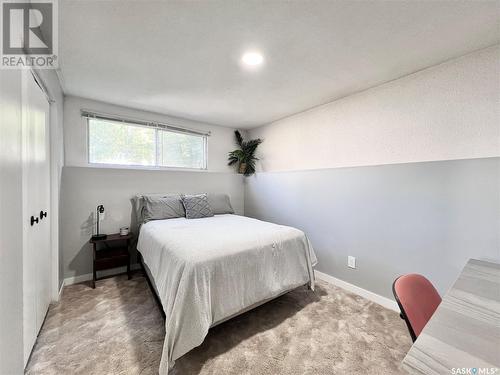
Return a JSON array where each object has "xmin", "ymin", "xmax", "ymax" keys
[{"xmin": 228, "ymin": 130, "xmax": 263, "ymax": 176}]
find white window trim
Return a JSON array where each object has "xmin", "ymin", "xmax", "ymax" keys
[{"xmin": 85, "ymin": 116, "xmax": 209, "ymax": 171}]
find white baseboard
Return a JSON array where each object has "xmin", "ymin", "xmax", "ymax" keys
[
  {"xmin": 315, "ymin": 270, "xmax": 399, "ymax": 312},
  {"xmin": 64, "ymin": 273, "xmax": 92, "ymax": 286},
  {"xmin": 63, "ymin": 264, "xmax": 142, "ymax": 287},
  {"xmin": 58, "ymin": 281, "xmax": 65, "ymax": 298}
]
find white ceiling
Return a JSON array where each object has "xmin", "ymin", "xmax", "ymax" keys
[{"xmin": 59, "ymin": 0, "xmax": 500, "ymax": 129}]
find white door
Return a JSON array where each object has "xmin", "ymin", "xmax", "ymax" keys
[{"xmin": 22, "ymin": 71, "xmax": 51, "ymax": 366}]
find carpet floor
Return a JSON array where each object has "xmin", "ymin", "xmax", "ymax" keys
[{"xmin": 25, "ymin": 273, "xmax": 412, "ymax": 375}]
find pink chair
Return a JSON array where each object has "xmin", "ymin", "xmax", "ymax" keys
[{"xmin": 392, "ymin": 274, "xmax": 441, "ymax": 342}]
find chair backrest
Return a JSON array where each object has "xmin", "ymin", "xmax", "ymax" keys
[{"xmin": 392, "ymin": 274, "xmax": 441, "ymax": 342}]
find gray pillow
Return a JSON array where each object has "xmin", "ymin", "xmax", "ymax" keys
[
  {"xmin": 143, "ymin": 194, "xmax": 185, "ymax": 222},
  {"xmin": 208, "ymin": 193, "xmax": 234, "ymax": 214},
  {"xmin": 181, "ymin": 193, "xmax": 214, "ymax": 219}
]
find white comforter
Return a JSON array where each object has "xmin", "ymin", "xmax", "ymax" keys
[{"xmin": 137, "ymin": 214, "xmax": 317, "ymax": 373}]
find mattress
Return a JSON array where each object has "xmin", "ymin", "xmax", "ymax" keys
[{"xmin": 137, "ymin": 214, "xmax": 317, "ymax": 373}]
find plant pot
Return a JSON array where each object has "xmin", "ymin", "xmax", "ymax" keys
[{"xmin": 238, "ymin": 163, "xmax": 247, "ymax": 174}]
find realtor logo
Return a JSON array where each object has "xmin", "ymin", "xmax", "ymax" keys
[{"xmin": 1, "ymin": 0, "xmax": 58, "ymax": 69}]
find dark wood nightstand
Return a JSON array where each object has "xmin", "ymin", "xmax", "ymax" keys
[{"xmin": 89, "ymin": 233, "xmax": 133, "ymax": 288}]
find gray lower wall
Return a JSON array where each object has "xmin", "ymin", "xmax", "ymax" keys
[
  {"xmin": 61, "ymin": 159, "xmax": 500, "ymax": 299},
  {"xmin": 244, "ymin": 157, "xmax": 500, "ymax": 299},
  {"xmin": 60, "ymin": 166, "xmax": 244, "ymax": 283}
]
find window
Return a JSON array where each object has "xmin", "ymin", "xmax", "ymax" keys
[{"xmin": 87, "ymin": 116, "xmax": 207, "ymax": 169}]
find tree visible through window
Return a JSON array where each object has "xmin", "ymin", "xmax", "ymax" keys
[{"xmin": 88, "ymin": 118, "xmax": 207, "ymax": 169}]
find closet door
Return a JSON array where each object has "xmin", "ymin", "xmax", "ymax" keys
[
  {"xmin": 22, "ymin": 71, "xmax": 51, "ymax": 366},
  {"xmin": 33, "ymin": 75, "xmax": 51, "ymax": 335}
]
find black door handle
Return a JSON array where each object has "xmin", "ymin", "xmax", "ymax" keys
[
  {"xmin": 40, "ymin": 211, "xmax": 47, "ymax": 220},
  {"xmin": 30, "ymin": 216, "xmax": 39, "ymax": 226}
]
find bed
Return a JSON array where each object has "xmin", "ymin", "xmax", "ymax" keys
[{"xmin": 134, "ymin": 196, "xmax": 317, "ymax": 374}]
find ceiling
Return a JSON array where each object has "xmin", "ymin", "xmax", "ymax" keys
[{"xmin": 59, "ymin": 0, "xmax": 500, "ymax": 129}]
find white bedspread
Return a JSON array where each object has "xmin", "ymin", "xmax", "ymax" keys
[{"xmin": 137, "ymin": 214, "xmax": 317, "ymax": 373}]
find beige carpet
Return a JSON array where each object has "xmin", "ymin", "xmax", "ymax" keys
[{"xmin": 26, "ymin": 274, "xmax": 412, "ymax": 375}]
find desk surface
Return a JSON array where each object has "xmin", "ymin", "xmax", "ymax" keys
[{"xmin": 402, "ymin": 259, "xmax": 500, "ymax": 374}]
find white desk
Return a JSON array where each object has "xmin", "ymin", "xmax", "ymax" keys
[{"xmin": 402, "ymin": 259, "xmax": 500, "ymax": 374}]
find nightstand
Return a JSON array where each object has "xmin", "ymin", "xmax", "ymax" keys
[{"xmin": 89, "ymin": 233, "xmax": 133, "ymax": 288}]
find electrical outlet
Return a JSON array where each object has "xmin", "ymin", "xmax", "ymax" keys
[{"xmin": 348, "ymin": 256, "xmax": 356, "ymax": 269}]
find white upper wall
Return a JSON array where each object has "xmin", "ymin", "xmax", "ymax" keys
[
  {"xmin": 63, "ymin": 96, "xmax": 238, "ymax": 172},
  {"xmin": 249, "ymin": 45, "xmax": 500, "ymax": 172}
]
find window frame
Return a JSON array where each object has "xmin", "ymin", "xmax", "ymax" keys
[{"xmin": 85, "ymin": 115, "xmax": 208, "ymax": 171}]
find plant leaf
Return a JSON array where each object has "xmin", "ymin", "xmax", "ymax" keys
[{"xmin": 234, "ymin": 130, "xmax": 244, "ymax": 147}]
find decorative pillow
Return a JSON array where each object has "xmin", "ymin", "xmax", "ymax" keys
[
  {"xmin": 143, "ymin": 194, "xmax": 185, "ymax": 222},
  {"xmin": 181, "ymin": 193, "xmax": 214, "ymax": 219},
  {"xmin": 207, "ymin": 193, "xmax": 234, "ymax": 214}
]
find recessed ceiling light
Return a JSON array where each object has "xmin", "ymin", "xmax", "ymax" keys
[{"xmin": 241, "ymin": 51, "xmax": 264, "ymax": 66}]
